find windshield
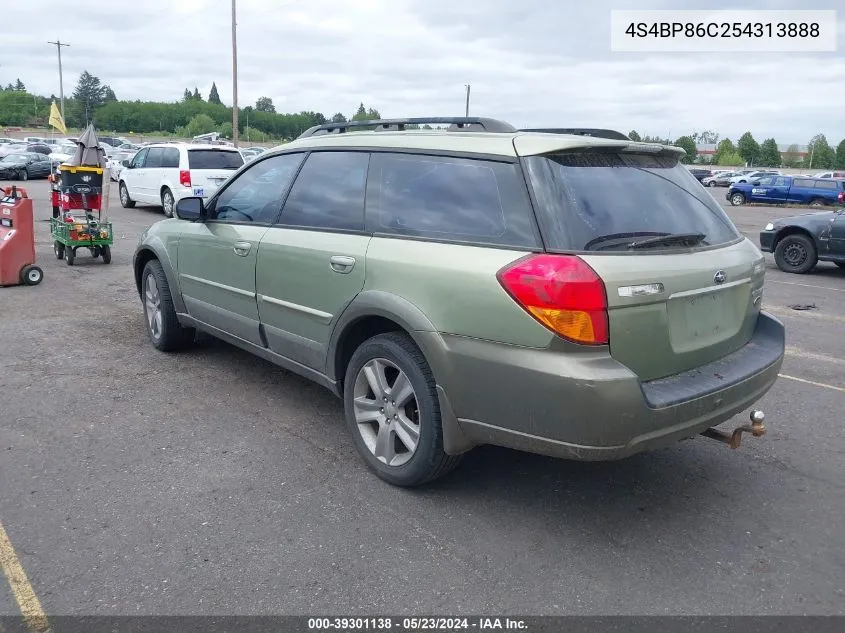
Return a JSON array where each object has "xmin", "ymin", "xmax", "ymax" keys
[
  {"xmin": 188, "ymin": 149, "xmax": 244, "ymax": 170},
  {"xmin": 1, "ymin": 154, "xmax": 24, "ymax": 163},
  {"xmin": 523, "ymin": 151, "xmax": 741, "ymax": 252}
]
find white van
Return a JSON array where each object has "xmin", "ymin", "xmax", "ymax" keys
[{"xmin": 118, "ymin": 143, "xmax": 244, "ymax": 217}]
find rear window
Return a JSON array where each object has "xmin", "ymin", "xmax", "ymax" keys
[
  {"xmin": 188, "ymin": 149, "xmax": 244, "ymax": 170},
  {"xmin": 814, "ymin": 180, "xmax": 838, "ymax": 190},
  {"xmin": 523, "ymin": 151, "xmax": 741, "ymax": 252}
]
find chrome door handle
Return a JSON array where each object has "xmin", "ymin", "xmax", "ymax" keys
[
  {"xmin": 233, "ymin": 241, "xmax": 252, "ymax": 257},
  {"xmin": 329, "ymin": 255, "xmax": 356, "ymax": 273}
]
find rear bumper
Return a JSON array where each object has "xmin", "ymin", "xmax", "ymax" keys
[
  {"xmin": 759, "ymin": 230, "xmax": 776, "ymax": 253},
  {"xmin": 431, "ymin": 312, "xmax": 785, "ymax": 460}
]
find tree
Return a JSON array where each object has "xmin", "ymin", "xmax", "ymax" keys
[
  {"xmin": 331, "ymin": 112, "xmax": 347, "ymax": 123},
  {"xmin": 691, "ymin": 130, "xmax": 719, "ymax": 144},
  {"xmin": 184, "ymin": 113, "xmax": 216, "ymax": 137},
  {"xmin": 782, "ymin": 144, "xmax": 803, "ymax": 168},
  {"xmin": 805, "ymin": 134, "xmax": 835, "ymax": 169},
  {"xmin": 628, "ymin": 130, "xmax": 641, "ymax": 141},
  {"xmin": 103, "ymin": 86, "xmax": 117, "ymax": 102},
  {"xmin": 183, "ymin": 88, "xmax": 192, "ymax": 102},
  {"xmin": 72, "ymin": 71, "xmax": 108, "ymax": 124},
  {"xmin": 758, "ymin": 138, "xmax": 781, "ymax": 167},
  {"xmin": 14, "ymin": 79, "xmax": 25, "ymax": 91},
  {"xmin": 713, "ymin": 138, "xmax": 736, "ymax": 164},
  {"xmin": 351, "ymin": 103, "xmax": 380, "ymax": 121},
  {"xmin": 737, "ymin": 132, "xmax": 760, "ymax": 166},
  {"xmin": 208, "ymin": 82, "xmax": 221, "ymax": 105},
  {"xmin": 717, "ymin": 151, "xmax": 744, "ymax": 167},
  {"xmin": 255, "ymin": 96, "xmax": 275, "ymax": 113},
  {"xmin": 192, "ymin": 87, "xmax": 203, "ymax": 101},
  {"xmin": 673, "ymin": 135, "xmax": 697, "ymax": 164},
  {"xmin": 835, "ymin": 139, "xmax": 845, "ymax": 169},
  {"xmin": 217, "ymin": 121, "xmax": 233, "ymax": 138},
  {"xmin": 641, "ymin": 134, "xmax": 670, "ymax": 145}
]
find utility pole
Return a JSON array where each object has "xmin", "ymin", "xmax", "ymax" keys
[
  {"xmin": 47, "ymin": 40, "xmax": 70, "ymax": 121},
  {"xmin": 464, "ymin": 84, "xmax": 471, "ymax": 117},
  {"xmin": 231, "ymin": 0, "xmax": 239, "ymax": 147}
]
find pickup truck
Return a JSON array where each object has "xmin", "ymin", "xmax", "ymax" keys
[{"xmin": 727, "ymin": 176, "xmax": 845, "ymax": 207}]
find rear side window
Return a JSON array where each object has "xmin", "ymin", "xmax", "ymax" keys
[
  {"xmin": 161, "ymin": 147, "xmax": 180, "ymax": 168},
  {"xmin": 188, "ymin": 149, "xmax": 244, "ymax": 170},
  {"xmin": 366, "ymin": 153, "xmax": 539, "ymax": 248},
  {"xmin": 793, "ymin": 179, "xmax": 816, "ymax": 188},
  {"xmin": 814, "ymin": 180, "xmax": 837, "ymax": 190},
  {"xmin": 524, "ymin": 151, "xmax": 741, "ymax": 252},
  {"xmin": 278, "ymin": 151, "xmax": 369, "ymax": 231}
]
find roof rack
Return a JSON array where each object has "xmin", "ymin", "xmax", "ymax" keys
[
  {"xmin": 519, "ymin": 128, "xmax": 631, "ymax": 141},
  {"xmin": 297, "ymin": 117, "xmax": 516, "ymax": 139}
]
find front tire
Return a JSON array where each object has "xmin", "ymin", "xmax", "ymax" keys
[
  {"xmin": 19, "ymin": 169, "xmax": 29, "ymax": 181},
  {"xmin": 20, "ymin": 265, "xmax": 43, "ymax": 285},
  {"xmin": 54, "ymin": 241, "xmax": 65, "ymax": 260},
  {"xmin": 65, "ymin": 246, "xmax": 75, "ymax": 266},
  {"xmin": 161, "ymin": 188, "xmax": 175, "ymax": 218},
  {"xmin": 708, "ymin": 180, "xmax": 717, "ymax": 187},
  {"xmin": 343, "ymin": 332, "xmax": 462, "ymax": 487},
  {"xmin": 101, "ymin": 245, "xmax": 111, "ymax": 264},
  {"xmin": 774, "ymin": 233, "xmax": 817, "ymax": 274},
  {"xmin": 142, "ymin": 259, "xmax": 194, "ymax": 351},
  {"xmin": 119, "ymin": 182, "xmax": 136, "ymax": 208},
  {"xmin": 730, "ymin": 192, "xmax": 746, "ymax": 206}
]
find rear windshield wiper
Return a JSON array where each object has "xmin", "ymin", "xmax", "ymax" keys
[{"xmin": 627, "ymin": 232, "xmax": 707, "ymax": 249}]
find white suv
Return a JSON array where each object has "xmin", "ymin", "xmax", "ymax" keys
[{"xmin": 118, "ymin": 143, "xmax": 244, "ymax": 217}]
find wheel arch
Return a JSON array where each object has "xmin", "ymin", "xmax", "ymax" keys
[
  {"xmin": 133, "ymin": 241, "xmax": 187, "ymax": 314},
  {"xmin": 327, "ymin": 290, "xmax": 474, "ymax": 456},
  {"xmin": 772, "ymin": 225, "xmax": 817, "ymax": 251}
]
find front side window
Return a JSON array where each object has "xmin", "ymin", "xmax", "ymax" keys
[
  {"xmin": 130, "ymin": 148, "xmax": 148, "ymax": 169},
  {"xmin": 366, "ymin": 152, "xmax": 539, "ymax": 247},
  {"xmin": 524, "ymin": 151, "xmax": 741, "ymax": 252},
  {"xmin": 278, "ymin": 151, "xmax": 369, "ymax": 231},
  {"xmin": 208, "ymin": 153, "xmax": 304, "ymax": 224}
]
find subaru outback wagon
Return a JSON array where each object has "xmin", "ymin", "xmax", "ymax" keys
[{"xmin": 133, "ymin": 117, "xmax": 785, "ymax": 487}]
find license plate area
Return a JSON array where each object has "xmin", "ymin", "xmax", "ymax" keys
[
  {"xmin": 193, "ymin": 187, "xmax": 205, "ymax": 197},
  {"xmin": 668, "ymin": 283, "xmax": 749, "ymax": 352}
]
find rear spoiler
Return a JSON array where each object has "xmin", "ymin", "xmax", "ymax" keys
[{"xmin": 519, "ymin": 128, "xmax": 631, "ymax": 141}]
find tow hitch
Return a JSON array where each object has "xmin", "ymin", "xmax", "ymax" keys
[{"xmin": 702, "ymin": 410, "xmax": 767, "ymax": 449}]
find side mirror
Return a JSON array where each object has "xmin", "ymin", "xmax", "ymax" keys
[
  {"xmin": 122, "ymin": 160, "xmax": 131, "ymax": 167},
  {"xmin": 751, "ymin": 180, "xmax": 761, "ymax": 186},
  {"xmin": 175, "ymin": 197, "xmax": 205, "ymax": 221}
]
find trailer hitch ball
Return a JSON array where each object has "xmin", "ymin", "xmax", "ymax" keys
[{"xmin": 701, "ymin": 409, "xmax": 767, "ymax": 449}]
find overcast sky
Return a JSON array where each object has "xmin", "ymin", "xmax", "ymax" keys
[{"xmin": 2, "ymin": 0, "xmax": 843, "ymax": 144}]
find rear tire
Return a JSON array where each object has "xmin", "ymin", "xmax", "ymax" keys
[
  {"xmin": 161, "ymin": 188, "xmax": 174, "ymax": 218},
  {"xmin": 119, "ymin": 182, "xmax": 136, "ymax": 208},
  {"xmin": 835, "ymin": 262, "xmax": 845, "ymax": 270},
  {"xmin": 809, "ymin": 198, "xmax": 825, "ymax": 208},
  {"xmin": 343, "ymin": 332, "xmax": 462, "ymax": 487},
  {"xmin": 774, "ymin": 233, "xmax": 817, "ymax": 274},
  {"xmin": 708, "ymin": 180, "xmax": 717, "ymax": 187},
  {"xmin": 730, "ymin": 192, "xmax": 746, "ymax": 206},
  {"xmin": 142, "ymin": 259, "xmax": 194, "ymax": 351},
  {"xmin": 101, "ymin": 245, "xmax": 111, "ymax": 264},
  {"xmin": 65, "ymin": 246, "xmax": 75, "ymax": 266}
]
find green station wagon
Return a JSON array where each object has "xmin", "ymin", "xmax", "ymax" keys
[{"xmin": 133, "ymin": 117, "xmax": 785, "ymax": 487}]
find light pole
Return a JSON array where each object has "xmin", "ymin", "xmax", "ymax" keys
[
  {"xmin": 464, "ymin": 84, "xmax": 471, "ymax": 117},
  {"xmin": 231, "ymin": 0, "xmax": 239, "ymax": 147},
  {"xmin": 48, "ymin": 40, "xmax": 70, "ymax": 121}
]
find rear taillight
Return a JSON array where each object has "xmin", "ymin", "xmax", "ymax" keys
[
  {"xmin": 838, "ymin": 191, "xmax": 844, "ymax": 202},
  {"xmin": 497, "ymin": 254, "xmax": 608, "ymax": 345},
  {"xmin": 179, "ymin": 170, "xmax": 192, "ymax": 188}
]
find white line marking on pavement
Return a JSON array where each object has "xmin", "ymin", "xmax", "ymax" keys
[
  {"xmin": 778, "ymin": 374, "xmax": 845, "ymax": 393},
  {"xmin": 769, "ymin": 279, "xmax": 845, "ymax": 293}
]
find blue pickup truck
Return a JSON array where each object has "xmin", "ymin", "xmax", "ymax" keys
[{"xmin": 727, "ymin": 176, "xmax": 845, "ymax": 208}]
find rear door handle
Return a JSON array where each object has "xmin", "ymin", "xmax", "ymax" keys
[
  {"xmin": 329, "ymin": 255, "xmax": 356, "ymax": 274},
  {"xmin": 233, "ymin": 241, "xmax": 252, "ymax": 257}
]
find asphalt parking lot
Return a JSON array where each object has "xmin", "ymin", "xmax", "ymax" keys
[{"xmin": 1, "ymin": 179, "xmax": 843, "ymax": 618}]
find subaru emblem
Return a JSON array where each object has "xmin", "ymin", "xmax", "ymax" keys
[{"xmin": 714, "ymin": 270, "xmax": 727, "ymax": 284}]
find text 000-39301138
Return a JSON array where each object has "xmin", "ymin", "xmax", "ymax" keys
[{"xmin": 610, "ymin": 9, "xmax": 837, "ymax": 52}]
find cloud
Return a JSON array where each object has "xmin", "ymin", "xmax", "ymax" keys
[{"xmin": 2, "ymin": 0, "xmax": 843, "ymax": 143}]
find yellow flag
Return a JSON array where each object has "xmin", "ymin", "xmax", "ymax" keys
[{"xmin": 48, "ymin": 100, "xmax": 67, "ymax": 134}]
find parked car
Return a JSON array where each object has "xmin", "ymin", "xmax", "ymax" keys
[
  {"xmin": 727, "ymin": 175, "xmax": 845, "ymax": 207},
  {"xmin": 0, "ymin": 142, "xmax": 27, "ymax": 157},
  {"xmin": 759, "ymin": 206, "xmax": 845, "ymax": 274},
  {"xmin": 702, "ymin": 170, "xmax": 742, "ymax": 187},
  {"xmin": 814, "ymin": 171, "xmax": 845, "ymax": 180},
  {"xmin": 688, "ymin": 167, "xmax": 712, "ymax": 182},
  {"xmin": 0, "ymin": 152, "xmax": 53, "ymax": 180},
  {"xmin": 729, "ymin": 170, "xmax": 780, "ymax": 184},
  {"xmin": 119, "ymin": 143, "xmax": 244, "ymax": 217},
  {"xmin": 133, "ymin": 117, "xmax": 784, "ymax": 487},
  {"xmin": 49, "ymin": 143, "xmax": 78, "ymax": 164}
]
